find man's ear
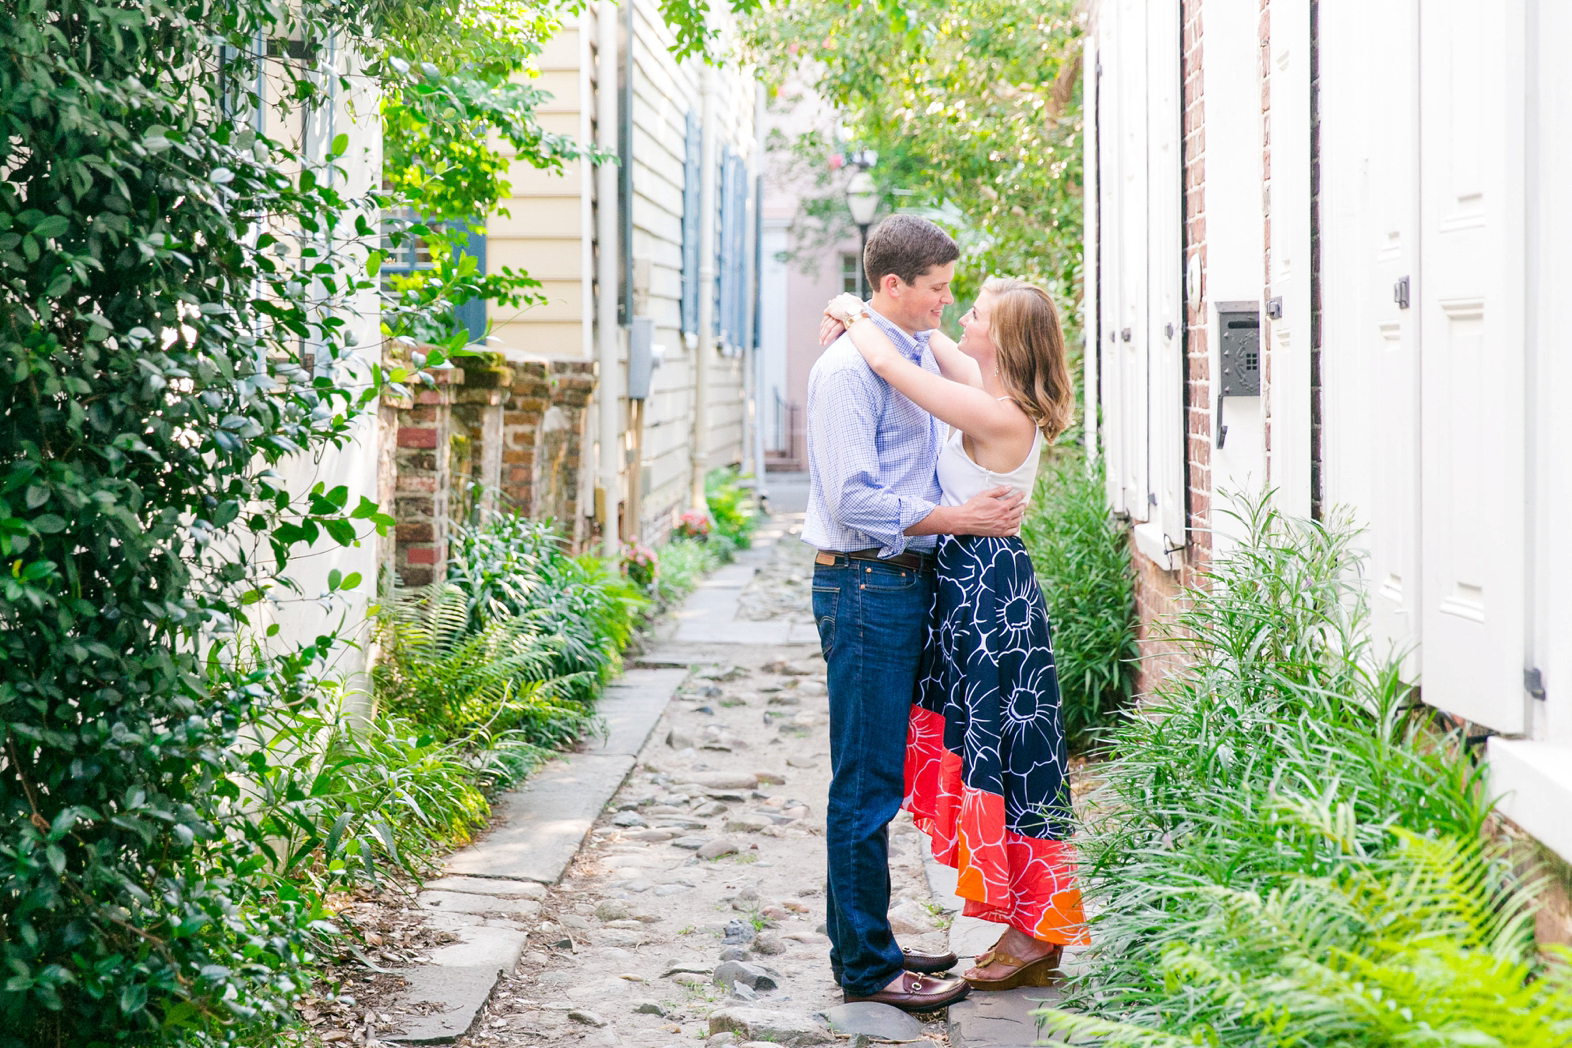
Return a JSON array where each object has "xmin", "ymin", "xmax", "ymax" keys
[{"xmin": 880, "ymin": 272, "xmax": 905, "ymax": 297}]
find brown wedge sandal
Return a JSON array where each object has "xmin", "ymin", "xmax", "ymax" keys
[{"xmin": 962, "ymin": 943, "xmax": 1063, "ymax": 991}]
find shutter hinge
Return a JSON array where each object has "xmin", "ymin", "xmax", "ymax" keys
[
  {"xmin": 1265, "ymin": 297, "xmax": 1284, "ymax": 320},
  {"xmin": 1394, "ymin": 275, "xmax": 1411, "ymax": 309},
  {"xmin": 1525, "ymin": 667, "xmax": 1546, "ymax": 701}
]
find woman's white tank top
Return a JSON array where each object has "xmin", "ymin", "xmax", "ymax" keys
[{"xmin": 936, "ymin": 412, "xmax": 1045, "ymax": 507}]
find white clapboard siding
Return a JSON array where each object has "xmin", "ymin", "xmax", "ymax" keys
[
  {"xmin": 1318, "ymin": 0, "xmax": 1423, "ymax": 679},
  {"xmin": 1145, "ymin": 0, "xmax": 1184, "ymax": 552},
  {"xmin": 1418, "ymin": 0, "xmax": 1527, "ymax": 733},
  {"xmin": 1267, "ymin": 0, "xmax": 1312, "ymax": 519}
]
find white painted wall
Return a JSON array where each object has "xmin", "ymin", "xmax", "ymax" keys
[{"xmin": 264, "ymin": 41, "xmax": 384, "ymax": 701}]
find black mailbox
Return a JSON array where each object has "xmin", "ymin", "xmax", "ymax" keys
[{"xmin": 1218, "ymin": 304, "xmax": 1260, "ymax": 397}]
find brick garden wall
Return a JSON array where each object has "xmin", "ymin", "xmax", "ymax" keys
[{"xmin": 386, "ymin": 356, "xmax": 599, "ymax": 590}]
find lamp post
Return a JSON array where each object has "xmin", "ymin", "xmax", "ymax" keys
[{"xmin": 844, "ymin": 168, "xmax": 879, "ymax": 299}]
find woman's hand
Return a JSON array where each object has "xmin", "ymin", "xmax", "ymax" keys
[
  {"xmin": 818, "ymin": 293, "xmax": 865, "ymax": 346},
  {"xmin": 818, "ymin": 312, "xmax": 847, "ymax": 347}
]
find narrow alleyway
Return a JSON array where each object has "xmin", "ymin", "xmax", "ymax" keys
[{"xmin": 435, "ymin": 484, "xmax": 955, "ymax": 1047}]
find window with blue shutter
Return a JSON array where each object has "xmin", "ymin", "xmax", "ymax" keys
[
  {"xmin": 680, "ymin": 111, "xmax": 701, "ymax": 337},
  {"xmin": 381, "ymin": 210, "xmax": 488, "ymax": 344},
  {"xmin": 729, "ymin": 159, "xmax": 748, "ymax": 355},
  {"xmin": 715, "ymin": 148, "xmax": 734, "ymax": 346}
]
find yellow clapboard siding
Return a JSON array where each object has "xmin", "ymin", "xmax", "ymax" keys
[
  {"xmin": 488, "ymin": 320, "xmax": 588, "ymax": 361},
  {"xmin": 488, "ymin": 237, "xmax": 582, "ymax": 282}
]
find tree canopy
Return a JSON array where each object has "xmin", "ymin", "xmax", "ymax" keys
[{"xmin": 745, "ymin": 0, "xmax": 1084, "ymax": 320}]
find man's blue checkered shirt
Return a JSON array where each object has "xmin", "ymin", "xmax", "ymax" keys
[{"xmin": 802, "ymin": 308, "xmax": 944, "ymax": 558}]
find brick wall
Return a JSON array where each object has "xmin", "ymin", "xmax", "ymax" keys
[
  {"xmin": 391, "ymin": 368, "xmax": 461, "ymax": 588},
  {"xmin": 1124, "ymin": 0, "xmax": 1211, "ymax": 698},
  {"xmin": 387, "ymin": 356, "xmax": 599, "ymax": 590},
  {"xmin": 1182, "ymin": 0, "xmax": 1211, "ymax": 577},
  {"xmin": 498, "ymin": 360, "xmax": 596, "ymax": 551}
]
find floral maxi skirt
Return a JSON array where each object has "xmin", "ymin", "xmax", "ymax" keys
[{"xmin": 903, "ymin": 534, "xmax": 1089, "ymax": 945}]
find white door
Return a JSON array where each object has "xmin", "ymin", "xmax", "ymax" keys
[
  {"xmin": 1418, "ymin": 0, "xmax": 1527, "ymax": 733},
  {"xmin": 1318, "ymin": 0, "xmax": 1423, "ymax": 679},
  {"xmin": 1267, "ymin": 0, "xmax": 1312, "ymax": 519},
  {"xmin": 1096, "ymin": 0, "xmax": 1151, "ymax": 522}
]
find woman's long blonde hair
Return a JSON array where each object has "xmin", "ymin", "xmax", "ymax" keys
[{"xmin": 984, "ymin": 276, "xmax": 1075, "ymax": 441}]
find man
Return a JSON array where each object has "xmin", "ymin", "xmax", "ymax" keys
[{"xmin": 804, "ymin": 215, "xmax": 1024, "ymax": 1011}]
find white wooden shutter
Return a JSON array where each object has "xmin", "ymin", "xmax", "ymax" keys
[
  {"xmin": 1095, "ymin": 8, "xmax": 1126, "ymax": 513},
  {"xmin": 1145, "ymin": 0, "xmax": 1184, "ymax": 549},
  {"xmin": 1082, "ymin": 37, "xmax": 1100, "ymax": 463},
  {"xmin": 1113, "ymin": 0, "xmax": 1149, "ymax": 522},
  {"xmin": 1418, "ymin": 0, "xmax": 1528, "ymax": 733},
  {"xmin": 1317, "ymin": 0, "xmax": 1423, "ymax": 680},
  {"xmin": 1267, "ymin": 0, "xmax": 1312, "ymax": 519}
]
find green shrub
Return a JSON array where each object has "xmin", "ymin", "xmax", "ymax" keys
[
  {"xmin": 706, "ymin": 467, "xmax": 761, "ymax": 553},
  {"xmin": 244, "ymin": 696, "xmax": 492, "ymax": 886},
  {"xmin": 444, "ymin": 512, "xmax": 646, "ymax": 704},
  {"xmin": 0, "ymin": 3, "xmax": 400, "ymax": 1039},
  {"xmin": 1044, "ymin": 821, "xmax": 1572, "ymax": 1047},
  {"xmin": 374, "ymin": 585, "xmax": 603, "ymax": 746},
  {"xmin": 651, "ymin": 537, "xmax": 724, "ymax": 609},
  {"xmin": 1020, "ymin": 452, "xmax": 1139, "ymax": 752},
  {"xmin": 1036, "ymin": 495, "xmax": 1518, "ymax": 1047}
]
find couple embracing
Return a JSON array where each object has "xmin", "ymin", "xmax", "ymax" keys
[{"xmin": 803, "ymin": 215, "xmax": 1087, "ymax": 1012}]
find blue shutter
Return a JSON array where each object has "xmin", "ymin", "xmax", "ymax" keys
[
  {"xmin": 714, "ymin": 148, "xmax": 733, "ymax": 343},
  {"xmin": 453, "ymin": 225, "xmax": 487, "ymax": 344},
  {"xmin": 729, "ymin": 161, "xmax": 748, "ymax": 355},
  {"xmin": 681, "ymin": 111, "xmax": 701, "ymax": 336}
]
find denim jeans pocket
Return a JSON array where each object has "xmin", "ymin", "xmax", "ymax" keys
[
  {"xmin": 861, "ymin": 566, "xmax": 919, "ymax": 591},
  {"xmin": 812, "ymin": 585, "xmax": 839, "ymax": 658}
]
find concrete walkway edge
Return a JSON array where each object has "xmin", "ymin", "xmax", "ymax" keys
[{"xmin": 385, "ymin": 669, "xmax": 687, "ymax": 1043}]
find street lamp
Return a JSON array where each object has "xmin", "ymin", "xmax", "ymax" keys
[{"xmin": 844, "ymin": 169, "xmax": 879, "ymax": 299}]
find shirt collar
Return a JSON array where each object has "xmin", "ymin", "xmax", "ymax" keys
[{"xmin": 864, "ymin": 304, "xmax": 932, "ymax": 362}]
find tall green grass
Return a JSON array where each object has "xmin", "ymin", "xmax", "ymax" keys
[
  {"xmin": 1036, "ymin": 495, "xmax": 1569, "ymax": 1046},
  {"xmin": 1021, "ymin": 452, "xmax": 1139, "ymax": 752}
]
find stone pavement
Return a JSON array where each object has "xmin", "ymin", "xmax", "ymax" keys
[{"xmin": 378, "ymin": 484, "xmax": 1072, "ymax": 1047}]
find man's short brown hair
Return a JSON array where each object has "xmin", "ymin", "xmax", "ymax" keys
[{"xmin": 862, "ymin": 214, "xmax": 959, "ymax": 291}]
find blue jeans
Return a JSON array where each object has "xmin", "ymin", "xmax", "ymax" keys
[{"xmin": 812, "ymin": 553, "xmax": 934, "ymax": 997}]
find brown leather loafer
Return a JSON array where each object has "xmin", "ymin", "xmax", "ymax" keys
[
  {"xmin": 844, "ymin": 971, "xmax": 970, "ymax": 1012},
  {"xmin": 901, "ymin": 947, "xmax": 959, "ymax": 974}
]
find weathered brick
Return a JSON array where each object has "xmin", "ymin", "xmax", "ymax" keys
[{"xmin": 399, "ymin": 426, "xmax": 439, "ymax": 449}]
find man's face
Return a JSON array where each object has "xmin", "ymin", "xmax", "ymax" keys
[{"xmin": 883, "ymin": 261, "xmax": 957, "ymax": 333}]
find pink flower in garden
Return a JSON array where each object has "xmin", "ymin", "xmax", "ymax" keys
[
  {"xmin": 828, "ymin": 153, "xmax": 845, "ymax": 170},
  {"xmin": 675, "ymin": 511, "xmax": 712, "ymax": 541}
]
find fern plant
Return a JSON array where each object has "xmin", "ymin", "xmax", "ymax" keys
[
  {"xmin": 1039, "ymin": 812, "xmax": 1572, "ymax": 1047},
  {"xmin": 445, "ymin": 511, "xmax": 644, "ymax": 703},
  {"xmin": 374, "ymin": 583, "xmax": 601, "ymax": 747}
]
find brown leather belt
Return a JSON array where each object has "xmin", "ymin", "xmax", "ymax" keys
[{"xmin": 815, "ymin": 547, "xmax": 936, "ymax": 572}]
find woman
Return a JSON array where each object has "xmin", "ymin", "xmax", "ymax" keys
[{"xmin": 820, "ymin": 277, "xmax": 1086, "ymax": 991}]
